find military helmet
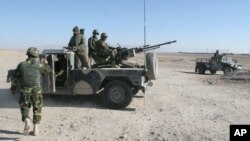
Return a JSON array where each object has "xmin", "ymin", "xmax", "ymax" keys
[
  {"xmin": 101, "ymin": 32, "xmax": 108, "ymax": 38},
  {"xmin": 73, "ymin": 26, "xmax": 79, "ymax": 32},
  {"xmin": 26, "ymin": 47, "xmax": 39, "ymax": 57},
  {"xmin": 93, "ymin": 29, "xmax": 99, "ymax": 34}
]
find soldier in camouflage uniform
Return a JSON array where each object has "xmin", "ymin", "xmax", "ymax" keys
[
  {"xmin": 68, "ymin": 26, "xmax": 90, "ymax": 69},
  {"xmin": 214, "ymin": 50, "xmax": 219, "ymax": 58},
  {"xmin": 88, "ymin": 29, "xmax": 99, "ymax": 64},
  {"xmin": 95, "ymin": 32, "xmax": 118, "ymax": 67},
  {"xmin": 211, "ymin": 50, "xmax": 223, "ymax": 62},
  {"xmin": 10, "ymin": 47, "xmax": 51, "ymax": 136},
  {"xmin": 55, "ymin": 55, "xmax": 67, "ymax": 87}
]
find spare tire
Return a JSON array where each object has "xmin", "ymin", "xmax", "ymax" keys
[{"xmin": 146, "ymin": 52, "xmax": 158, "ymax": 80}]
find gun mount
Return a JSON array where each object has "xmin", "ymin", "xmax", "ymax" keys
[{"xmin": 115, "ymin": 40, "xmax": 177, "ymax": 63}]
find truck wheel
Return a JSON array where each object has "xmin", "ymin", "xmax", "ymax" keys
[
  {"xmin": 146, "ymin": 52, "xmax": 158, "ymax": 80},
  {"xmin": 210, "ymin": 70, "xmax": 217, "ymax": 74},
  {"xmin": 102, "ymin": 81, "xmax": 132, "ymax": 109},
  {"xmin": 223, "ymin": 66, "xmax": 232, "ymax": 74},
  {"xmin": 198, "ymin": 66, "xmax": 205, "ymax": 74}
]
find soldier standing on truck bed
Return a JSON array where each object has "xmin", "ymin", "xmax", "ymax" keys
[
  {"xmin": 212, "ymin": 50, "xmax": 224, "ymax": 62},
  {"xmin": 10, "ymin": 47, "xmax": 51, "ymax": 136},
  {"xmin": 95, "ymin": 32, "xmax": 119, "ymax": 68},
  {"xmin": 88, "ymin": 29, "xmax": 99, "ymax": 65},
  {"xmin": 68, "ymin": 26, "xmax": 90, "ymax": 69}
]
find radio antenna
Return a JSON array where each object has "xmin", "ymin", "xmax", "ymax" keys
[{"xmin": 144, "ymin": 0, "xmax": 147, "ymax": 46}]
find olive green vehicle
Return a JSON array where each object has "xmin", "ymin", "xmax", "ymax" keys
[
  {"xmin": 7, "ymin": 41, "xmax": 176, "ymax": 109},
  {"xmin": 7, "ymin": 50, "xmax": 157, "ymax": 109}
]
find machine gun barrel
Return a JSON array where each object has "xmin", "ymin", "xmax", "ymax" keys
[
  {"xmin": 136, "ymin": 40, "xmax": 176, "ymax": 53},
  {"xmin": 143, "ymin": 46, "xmax": 160, "ymax": 51},
  {"xmin": 63, "ymin": 46, "xmax": 70, "ymax": 50},
  {"xmin": 144, "ymin": 40, "xmax": 176, "ymax": 49},
  {"xmin": 63, "ymin": 46, "xmax": 77, "ymax": 52}
]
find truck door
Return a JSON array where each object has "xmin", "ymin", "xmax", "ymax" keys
[{"xmin": 41, "ymin": 54, "xmax": 55, "ymax": 93}]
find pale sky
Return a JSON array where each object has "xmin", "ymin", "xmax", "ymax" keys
[{"xmin": 0, "ymin": 0, "xmax": 249, "ymax": 53}]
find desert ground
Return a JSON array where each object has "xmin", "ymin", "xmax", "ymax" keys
[{"xmin": 0, "ymin": 50, "xmax": 250, "ymax": 141}]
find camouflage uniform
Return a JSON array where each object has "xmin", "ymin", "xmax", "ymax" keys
[
  {"xmin": 95, "ymin": 33, "xmax": 116, "ymax": 66},
  {"xmin": 11, "ymin": 48, "xmax": 51, "ymax": 124},
  {"xmin": 55, "ymin": 56, "xmax": 67, "ymax": 86},
  {"xmin": 88, "ymin": 37, "xmax": 98, "ymax": 62},
  {"xmin": 212, "ymin": 50, "xmax": 220, "ymax": 62},
  {"xmin": 88, "ymin": 36, "xmax": 98, "ymax": 52},
  {"xmin": 88, "ymin": 32, "xmax": 98, "ymax": 65},
  {"xmin": 68, "ymin": 26, "xmax": 90, "ymax": 69},
  {"xmin": 88, "ymin": 29, "xmax": 99, "ymax": 58}
]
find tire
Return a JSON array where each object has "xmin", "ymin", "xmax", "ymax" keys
[
  {"xmin": 198, "ymin": 66, "xmax": 205, "ymax": 74},
  {"xmin": 146, "ymin": 52, "xmax": 158, "ymax": 80},
  {"xmin": 210, "ymin": 70, "xmax": 217, "ymax": 74},
  {"xmin": 102, "ymin": 81, "xmax": 132, "ymax": 109},
  {"xmin": 132, "ymin": 87, "xmax": 140, "ymax": 96},
  {"xmin": 223, "ymin": 66, "xmax": 232, "ymax": 74}
]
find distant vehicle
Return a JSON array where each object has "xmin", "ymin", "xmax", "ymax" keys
[{"xmin": 195, "ymin": 54, "xmax": 244, "ymax": 75}]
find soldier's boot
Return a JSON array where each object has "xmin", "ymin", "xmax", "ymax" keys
[
  {"xmin": 33, "ymin": 124, "xmax": 39, "ymax": 136},
  {"xmin": 23, "ymin": 118, "xmax": 31, "ymax": 135}
]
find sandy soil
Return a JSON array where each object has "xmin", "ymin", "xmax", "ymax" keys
[{"xmin": 0, "ymin": 50, "xmax": 250, "ymax": 141}]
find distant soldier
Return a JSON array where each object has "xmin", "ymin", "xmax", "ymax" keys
[
  {"xmin": 68, "ymin": 26, "xmax": 90, "ymax": 69},
  {"xmin": 95, "ymin": 32, "xmax": 118, "ymax": 67},
  {"xmin": 214, "ymin": 50, "xmax": 219, "ymax": 58},
  {"xmin": 88, "ymin": 29, "xmax": 99, "ymax": 64},
  {"xmin": 212, "ymin": 50, "xmax": 224, "ymax": 62},
  {"xmin": 10, "ymin": 47, "xmax": 51, "ymax": 136}
]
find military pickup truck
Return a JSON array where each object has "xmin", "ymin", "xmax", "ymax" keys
[
  {"xmin": 7, "ymin": 49, "xmax": 158, "ymax": 109},
  {"xmin": 195, "ymin": 55, "xmax": 244, "ymax": 75}
]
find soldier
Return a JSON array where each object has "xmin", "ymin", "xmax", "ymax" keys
[
  {"xmin": 212, "ymin": 50, "xmax": 223, "ymax": 62},
  {"xmin": 95, "ymin": 32, "xmax": 118, "ymax": 67},
  {"xmin": 68, "ymin": 26, "xmax": 90, "ymax": 69},
  {"xmin": 88, "ymin": 29, "xmax": 99, "ymax": 64},
  {"xmin": 10, "ymin": 47, "xmax": 51, "ymax": 136},
  {"xmin": 55, "ymin": 55, "xmax": 67, "ymax": 87},
  {"xmin": 214, "ymin": 50, "xmax": 219, "ymax": 58}
]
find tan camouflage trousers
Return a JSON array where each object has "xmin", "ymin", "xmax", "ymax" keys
[
  {"xmin": 75, "ymin": 52, "xmax": 90, "ymax": 69},
  {"xmin": 19, "ymin": 86, "xmax": 43, "ymax": 124}
]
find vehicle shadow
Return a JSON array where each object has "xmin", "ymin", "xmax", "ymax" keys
[
  {"xmin": 0, "ymin": 129, "xmax": 21, "ymax": 141},
  {"xmin": 0, "ymin": 129, "xmax": 22, "ymax": 135},
  {"xmin": 0, "ymin": 89, "xmax": 136, "ymax": 111},
  {"xmin": 177, "ymin": 70, "xmax": 220, "ymax": 75},
  {"xmin": 43, "ymin": 94, "xmax": 103, "ymax": 109},
  {"xmin": 133, "ymin": 95, "xmax": 144, "ymax": 98},
  {"xmin": 0, "ymin": 137, "xmax": 20, "ymax": 141},
  {"xmin": 0, "ymin": 89, "xmax": 19, "ymax": 109},
  {"xmin": 43, "ymin": 95, "xmax": 136, "ymax": 111}
]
